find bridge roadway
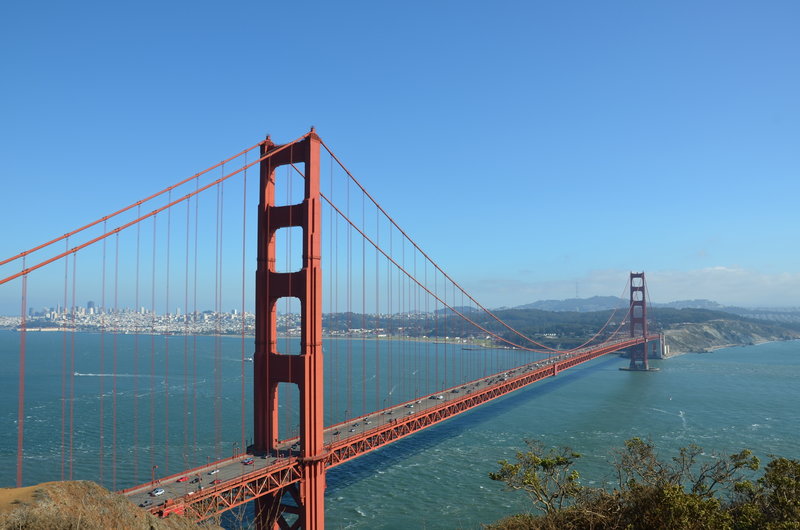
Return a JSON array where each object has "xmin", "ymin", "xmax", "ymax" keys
[{"xmin": 122, "ymin": 335, "xmax": 655, "ymax": 520}]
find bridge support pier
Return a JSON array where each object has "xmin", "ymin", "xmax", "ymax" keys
[{"xmin": 254, "ymin": 130, "xmax": 325, "ymax": 529}]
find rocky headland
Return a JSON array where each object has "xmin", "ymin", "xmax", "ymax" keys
[{"xmin": 662, "ymin": 318, "xmax": 800, "ymax": 356}]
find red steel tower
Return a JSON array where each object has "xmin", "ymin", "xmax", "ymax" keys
[
  {"xmin": 628, "ymin": 271, "xmax": 649, "ymax": 370},
  {"xmin": 253, "ymin": 130, "xmax": 325, "ymax": 528}
]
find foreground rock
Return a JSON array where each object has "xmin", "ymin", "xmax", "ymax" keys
[{"xmin": 0, "ymin": 481, "xmax": 223, "ymax": 530}]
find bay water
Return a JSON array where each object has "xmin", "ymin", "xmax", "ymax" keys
[
  {"xmin": 323, "ymin": 340, "xmax": 799, "ymax": 528},
  {"xmin": 0, "ymin": 330, "xmax": 797, "ymax": 528}
]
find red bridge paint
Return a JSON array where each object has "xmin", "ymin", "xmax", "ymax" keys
[
  {"xmin": 135, "ymin": 335, "xmax": 655, "ymax": 524},
  {"xmin": 2, "ymin": 129, "xmax": 657, "ymax": 529}
]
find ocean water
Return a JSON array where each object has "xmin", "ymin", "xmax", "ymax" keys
[{"xmin": 1, "ymin": 331, "xmax": 798, "ymax": 529}]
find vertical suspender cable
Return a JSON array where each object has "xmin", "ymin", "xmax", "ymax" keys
[
  {"xmin": 425, "ymin": 259, "xmax": 429, "ymax": 396},
  {"xmin": 192, "ymin": 179, "xmax": 199, "ymax": 460},
  {"xmin": 99, "ymin": 222, "xmax": 107, "ymax": 484},
  {"xmin": 183, "ymin": 199, "xmax": 190, "ymax": 468},
  {"xmin": 371, "ymin": 201, "xmax": 378, "ymax": 413},
  {"xmin": 214, "ymin": 180, "xmax": 220, "ymax": 457},
  {"xmin": 219, "ymin": 177, "xmax": 225, "ymax": 455},
  {"xmin": 16, "ymin": 259, "xmax": 27, "ymax": 487},
  {"xmin": 133, "ymin": 207, "xmax": 141, "ymax": 483},
  {"xmin": 410, "ymin": 244, "xmax": 415, "ymax": 398},
  {"xmin": 386, "ymin": 225, "xmax": 395, "ymax": 405},
  {"xmin": 328, "ymin": 157, "xmax": 336, "ymax": 426},
  {"xmin": 61, "ymin": 240, "xmax": 68, "ymax": 481},
  {"xmin": 410, "ymin": 244, "xmax": 414, "ymax": 397},
  {"xmin": 442, "ymin": 279, "xmax": 446, "ymax": 387},
  {"xmin": 165, "ymin": 192, "xmax": 171, "ymax": 475},
  {"xmin": 361, "ymin": 192, "xmax": 366, "ymax": 418},
  {"xmin": 69, "ymin": 252, "xmax": 77, "ymax": 479},
  {"xmin": 241, "ymin": 151, "xmax": 248, "ymax": 452},
  {"xmin": 214, "ymin": 175, "xmax": 223, "ymax": 459},
  {"xmin": 374, "ymin": 199, "xmax": 380, "ymax": 413},
  {"xmin": 112, "ymin": 233, "xmax": 119, "ymax": 490},
  {"xmin": 411, "ymin": 248, "xmax": 415, "ymax": 398},
  {"xmin": 461, "ymin": 290, "xmax": 465, "ymax": 384},
  {"xmin": 404, "ymin": 242, "xmax": 409, "ymax": 398},
  {"xmin": 452, "ymin": 282, "xmax": 456, "ymax": 382},
  {"xmin": 334, "ymin": 175, "xmax": 340, "ymax": 423},
  {"xmin": 434, "ymin": 268, "xmax": 439, "ymax": 391},
  {"xmin": 400, "ymin": 239, "xmax": 404, "ymax": 401},
  {"xmin": 415, "ymin": 247, "xmax": 420, "ymax": 398},
  {"xmin": 406, "ymin": 243, "xmax": 419, "ymax": 399},
  {"xmin": 150, "ymin": 214, "xmax": 157, "ymax": 475},
  {"xmin": 405, "ymin": 241, "xmax": 410, "ymax": 399},
  {"xmin": 346, "ymin": 176, "xmax": 352, "ymax": 419}
]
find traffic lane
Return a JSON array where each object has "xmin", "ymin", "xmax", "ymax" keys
[
  {"xmin": 127, "ymin": 455, "xmax": 283, "ymax": 508},
  {"xmin": 129, "ymin": 356, "xmax": 573, "ymax": 507},
  {"xmin": 323, "ymin": 358, "xmax": 564, "ymax": 440}
]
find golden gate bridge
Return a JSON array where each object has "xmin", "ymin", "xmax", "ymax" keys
[{"xmin": 0, "ymin": 129, "xmax": 659, "ymax": 528}]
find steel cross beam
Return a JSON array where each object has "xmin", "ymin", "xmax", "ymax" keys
[{"xmin": 253, "ymin": 130, "xmax": 324, "ymax": 529}]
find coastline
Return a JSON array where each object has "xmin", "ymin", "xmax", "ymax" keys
[
  {"xmin": 10, "ymin": 324, "xmax": 800, "ymax": 356},
  {"xmin": 4, "ymin": 328, "xmax": 498, "ymax": 348},
  {"xmin": 662, "ymin": 336, "xmax": 798, "ymax": 358}
]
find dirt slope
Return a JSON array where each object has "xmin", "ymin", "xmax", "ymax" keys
[{"xmin": 0, "ymin": 481, "xmax": 223, "ymax": 529}]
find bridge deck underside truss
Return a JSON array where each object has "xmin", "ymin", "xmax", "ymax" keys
[{"xmin": 151, "ymin": 462, "xmax": 303, "ymax": 521}]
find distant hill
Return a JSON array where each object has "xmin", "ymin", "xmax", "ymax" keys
[
  {"xmin": 654, "ymin": 299, "xmax": 723, "ymax": 309},
  {"xmin": 319, "ymin": 300, "xmax": 800, "ymax": 355},
  {"xmin": 511, "ymin": 296, "xmax": 800, "ymax": 323},
  {"xmin": 487, "ymin": 305, "xmax": 800, "ymax": 354},
  {"xmin": 511, "ymin": 296, "xmax": 730, "ymax": 312},
  {"xmin": 717, "ymin": 306, "xmax": 800, "ymax": 324},
  {"xmin": 514, "ymin": 296, "xmax": 627, "ymax": 312}
]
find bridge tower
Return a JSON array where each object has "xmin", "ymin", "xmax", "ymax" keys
[
  {"xmin": 628, "ymin": 271, "xmax": 649, "ymax": 370},
  {"xmin": 253, "ymin": 130, "xmax": 325, "ymax": 529}
]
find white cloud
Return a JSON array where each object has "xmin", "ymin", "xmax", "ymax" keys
[{"xmin": 647, "ymin": 267, "xmax": 800, "ymax": 307}]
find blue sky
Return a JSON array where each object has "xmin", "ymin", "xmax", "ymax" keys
[{"xmin": 1, "ymin": 1, "xmax": 799, "ymax": 310}]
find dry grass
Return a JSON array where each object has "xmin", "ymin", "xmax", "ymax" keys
[{"xmin": 0, "ymin": 481, "xmax": 223, "ymax": 529}]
